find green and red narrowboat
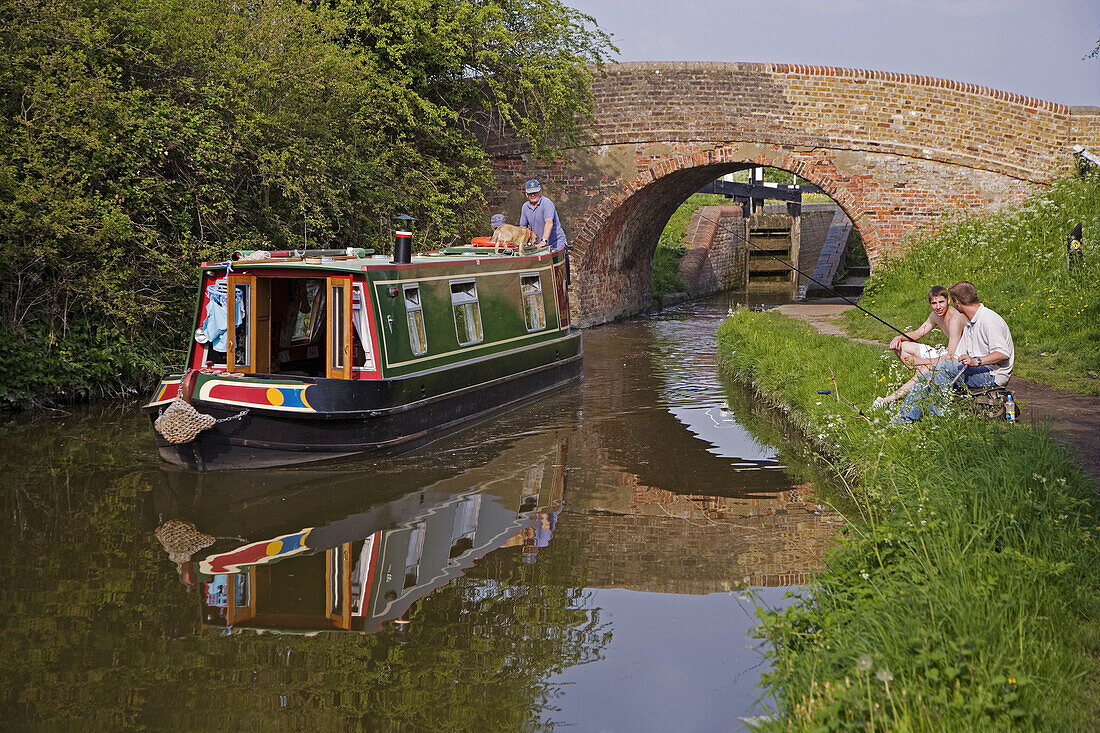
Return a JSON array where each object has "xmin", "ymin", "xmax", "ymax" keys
[{"xmin": 143, "ymin": 238, "xmax": 581, "ymax": 471}]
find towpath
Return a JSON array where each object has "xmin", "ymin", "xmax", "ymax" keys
[{"xmin": 775, "ymin": 302, "xmax": 1100, "ymax": 487}]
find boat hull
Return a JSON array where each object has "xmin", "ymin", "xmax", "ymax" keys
[{"xmin": 146, "ymin": 332, "xmax": 582, "ymax": 471}]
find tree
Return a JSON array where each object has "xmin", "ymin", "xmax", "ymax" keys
[{"xmin": 0, "ymin": 0, "xmax": 615, "ymax": 403}]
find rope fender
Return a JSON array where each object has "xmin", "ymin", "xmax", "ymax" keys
[{"xmin": 154, "ymin": 369, "xmax": 248, "ymax": 444}]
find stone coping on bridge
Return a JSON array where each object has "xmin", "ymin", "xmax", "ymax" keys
[{"xmin": 602, "ymin": 61, "xmax": 1086, "ymax": 114}]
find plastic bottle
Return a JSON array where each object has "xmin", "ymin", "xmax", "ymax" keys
[{"xmin": 1004, "ymin": 394, "xmax": 1016, "ymax": 423}]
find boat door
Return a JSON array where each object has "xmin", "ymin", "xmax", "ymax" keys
[
  {"xmin": 326, "ymin": 276, "xmax": 353, "ymax": 379},
  {"xmin": 225, "ymin": 568, "xmax": 256, "ymax": 626},
  {"xmin": 226, "ymin": 274, "xmax": 271, "ymax": 373}
]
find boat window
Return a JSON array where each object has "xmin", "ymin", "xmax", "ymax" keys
[
  {"xmin": 403, "ymin": 284, "xmax": 427, "ymax": 356},
  {"xmin": 329, "ymin": 280, "xmax": 347, "ymax": 371},
  {"xmin": 521, "ymin": 274, "xmax": 546, "ymax": 332},
  {"xmin": 450, "ymin": 280, "xmax": 483, "ymax": 346},
  {"xmin": 351, "ymin": 534, "xmax": 377, "ymax": 616},
  {"xmin": 291, "ymin": 281, "xmax": 324, "ymax": 345},
  {"xmin": 233, "ymin": 283, "xmax": 250, "ymax": 368},
  {"xmin": 352, "ymin": 284, "xmax": 375, "ymax": 370},
  {"xmin": 449, "ymin": 494, "xmax": 482, "ymax": 558}
]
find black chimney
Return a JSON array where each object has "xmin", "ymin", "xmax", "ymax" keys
[{"xmin": 392, "ymin": 214, "xmax": 416, "ymax": 264}]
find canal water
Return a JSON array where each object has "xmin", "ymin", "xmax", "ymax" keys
[{"xmin": 0, "ymin": 294, "xmax": 841, "ymax": 731}]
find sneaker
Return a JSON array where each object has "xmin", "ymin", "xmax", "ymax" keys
[{"xmin": 872, "ymin": 396, "xmax": 886, "ymax": 410}]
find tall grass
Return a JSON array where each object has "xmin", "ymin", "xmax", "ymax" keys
[
  {"xmin": 717, "ymin": 310, "xmax": 1100, "ymax": 731},
  {"xmin": 844, "ymin": 173, "xmax": 1100, "ymax": 394}
]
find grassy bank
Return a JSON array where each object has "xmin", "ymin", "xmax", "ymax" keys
[
  {"xmin": 843, "ymin": 174, "xmax": 1100, "ymax": 394},
  {"xmin": 717, "ymin": 310, "xmax": 1100, "ymax": 730}
]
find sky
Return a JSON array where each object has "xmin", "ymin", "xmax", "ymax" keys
[
  {"xmin": 545, "ymin": 587, "xmax": 800, "ymax": 729},
  {"xmin": 566, "ymin": 0, "xmax": 1100, "ymax": 107}
]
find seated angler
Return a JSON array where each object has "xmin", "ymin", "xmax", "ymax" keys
[
  {"xmin": 894, "ymin": 281, "xmax": 1014, "ymax": 423},
  {"xmin": 873, "ymin": 285, "xmax": 965, "ymax": 409}
]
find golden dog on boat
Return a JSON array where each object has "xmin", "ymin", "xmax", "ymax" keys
[{"xmin": 490, "ymin": 223, "xmax": 537, "ymax": 255}]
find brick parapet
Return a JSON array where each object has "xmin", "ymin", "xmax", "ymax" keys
[
  {"xmin": 1068, "ymin": 108, "xmax": 1100, "ymax": 152},
  {"xmin": 579, "ymin": 63, "xmax": 1076, "ymax": 184},
  {"xmin": 626, "ymin": 61, "xmax": 1069, "ymax": 114}
]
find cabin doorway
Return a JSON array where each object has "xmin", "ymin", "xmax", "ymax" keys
[
  {"xmin": 270, "ymin": 277, "xmax": 328, "ymax": 377},
  {"xmin": 217, "ymin": 274, "xmax": 374, "ymax": 378},
  {"xmin": 224, "ymin": 275, "xmax": 328, "ymax": 376}
]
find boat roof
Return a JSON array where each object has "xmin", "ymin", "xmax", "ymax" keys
[{"xmin": 200, "ymin": 245, "xmax": 554, "ymax": 274}]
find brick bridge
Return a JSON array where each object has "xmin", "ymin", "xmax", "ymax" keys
[{"xmin": 485, "ymin": 61, "xmax": 1100, "ymax": 326}]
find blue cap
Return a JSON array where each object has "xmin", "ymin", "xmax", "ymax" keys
[
  {"xmin": 490, "ymin": 213, "xmax": 506, "ymax": 227},
  {"xmin": 524, "ymin": 179, "xmax": 541, "ymax": 194}
]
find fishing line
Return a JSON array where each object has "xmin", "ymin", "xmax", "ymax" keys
[{"xmin": 692, "ymin": 208, "xmax": 917, "ymax": 342}]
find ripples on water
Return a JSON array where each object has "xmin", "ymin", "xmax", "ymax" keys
[{"xmin": 0, "ymin": 293, "xmax": 840, "ymax": 731}]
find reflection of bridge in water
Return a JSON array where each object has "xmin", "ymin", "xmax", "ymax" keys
[{"xmin": 563, "ymin": 311, "xmax": 839, "ymax": 593}]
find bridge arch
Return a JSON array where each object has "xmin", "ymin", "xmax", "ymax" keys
[
  {"xmin": 572, "ymin": 146, "xmax": 871, "ymax": 324},
  {"xmin": 486, "ymin": 62, "xmax": 1100, "ymax": 326}
]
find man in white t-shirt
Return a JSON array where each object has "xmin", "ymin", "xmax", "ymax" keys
[{"xmin": 894, "ymin": 281, "xmax": 1014, "ymax": 423}]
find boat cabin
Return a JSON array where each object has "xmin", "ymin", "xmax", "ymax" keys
[{"xmin": 188, "ymin": 245, "xmax": 570, "ymax": 382}]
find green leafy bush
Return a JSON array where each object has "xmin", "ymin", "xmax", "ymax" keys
[{"xmin": 0, "ymin": 0, "xmax": 614, "ymax": 404}]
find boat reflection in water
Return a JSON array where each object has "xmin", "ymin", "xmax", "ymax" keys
[{"xmin": 151, "ymin": 430, "xmax": 568, "ymax": 635}]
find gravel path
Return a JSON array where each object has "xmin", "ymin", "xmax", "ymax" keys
[{"xmin": 775, "ymin": 302, "xmax": 1100, "ymax": 488}]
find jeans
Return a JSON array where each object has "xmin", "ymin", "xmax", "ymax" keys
[{"xmin": 896, "ymin": 361, "xmax": 999, "ymax": 423}]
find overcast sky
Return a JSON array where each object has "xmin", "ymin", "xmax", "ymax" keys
[{"xmin": 567, "ymin": 0, "xmax": 1100, "ymax": 107}]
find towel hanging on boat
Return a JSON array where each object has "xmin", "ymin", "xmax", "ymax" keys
[{"xmin": 196, "ymin": 279, "xmax": 245, "ymax": 352}]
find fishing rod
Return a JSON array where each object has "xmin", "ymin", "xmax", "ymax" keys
[
  {"xmin": 694, "ymin": 208, "xmax": 917, "ymax": 343},
  {"xmin": 821, "ymin": 368, "xmax": 872, "ymax": 423}
]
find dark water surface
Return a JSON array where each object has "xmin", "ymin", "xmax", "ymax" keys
[{"xmin": 0, "ymin": 294, "xmax": 841, "ymax": 731}]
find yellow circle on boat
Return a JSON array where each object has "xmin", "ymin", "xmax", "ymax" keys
[
  {"xmin": 266, "ymin": 387, "xmax": 284, "ymax": 406},
  {"xmin": 266, "ymin": 540, "xmax": 283, "ymax": 556}
]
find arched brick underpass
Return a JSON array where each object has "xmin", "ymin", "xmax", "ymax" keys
[{"xmin": 485, "ymin": 62, "xmax": 1100, "ymax": 326}]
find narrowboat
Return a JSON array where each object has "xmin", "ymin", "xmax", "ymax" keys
[{"xmin": 143, "ymin": 232, "xmax": 581, "ymax": 471}]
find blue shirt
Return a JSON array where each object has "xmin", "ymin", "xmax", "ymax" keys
[{"xmin": 519, "ymin": 196, "xmax": 568, "ymax": 252}]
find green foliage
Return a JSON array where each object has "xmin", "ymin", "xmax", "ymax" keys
[
  {"xmin": 844, "ymin": 174, "xmax": 1100, "ymax": 394},
  {"xmin": 650, "ymin": 193, "xmax": 728, "ymax": 298},
  {"xmin": 716, "ymin": 311, "xmax": 1100, "ymax": 731},
  {"xmin": 726, "ymin": 166, "xmax": 795, "ymax": 185},
  {"xmin": 0, "ymin": 0, "xmax": 615, "ymax": 404}
]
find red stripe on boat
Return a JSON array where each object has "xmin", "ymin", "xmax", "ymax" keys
[{"xmin": 205, "ymin": 382, "xmax": 306, "ymax": 407}]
